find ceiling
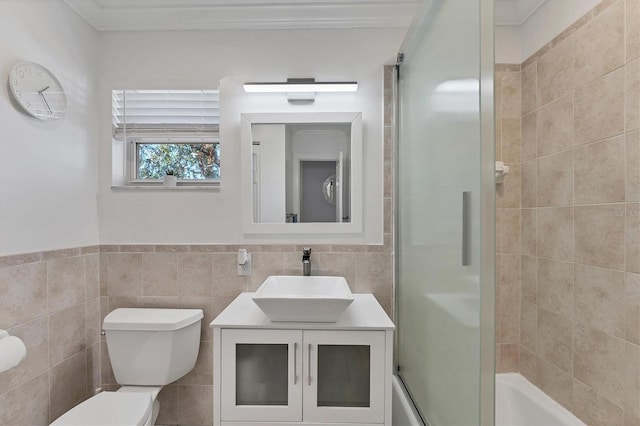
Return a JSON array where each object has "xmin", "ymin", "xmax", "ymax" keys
[{"xmin": 62, "ymin": 0, "xmax": 545, "ymax": 31}]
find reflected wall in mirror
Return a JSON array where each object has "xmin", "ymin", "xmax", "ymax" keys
[
  {"xmin": 252, "ymin": 123, "xmax": 350, "ymax": 224},
  {"xmin": 241, "ymin": 112, "xmax": 362, "ymax": 235}
]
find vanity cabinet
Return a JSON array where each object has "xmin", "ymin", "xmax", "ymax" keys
[{"xmin": 211, "ymin": 293, "xmax": 394, "ymax": 426}]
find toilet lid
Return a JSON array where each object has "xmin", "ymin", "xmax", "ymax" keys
[{"xmin": 50, "ymin": 392, "xmax": 152, "ymax": 426}]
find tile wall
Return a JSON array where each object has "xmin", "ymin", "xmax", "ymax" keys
[
  {"xmin": 0, "ymin": 67, "xmax": 395, "ymax": 426},
  {"xmin": 499, "ymin": 1, "xmax": 640, "ymax": 424},
  {"xmin": 0, "ymin": 247, "xmax": 102, "ymax": 425},
  {"xmin": 495, "ymin": 62, "xmax": 523, "ymax": 373},
  {"xmin": 98, "ymin": 242, "xmax": 394, "ymax": 425}
]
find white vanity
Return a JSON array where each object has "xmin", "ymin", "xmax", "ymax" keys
[{"xmin": 210, "ymin": 292, "xmax": 394, "ymax": 426}]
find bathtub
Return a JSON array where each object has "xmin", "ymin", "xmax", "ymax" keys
[
  {"xmin": 392, "ymin": 375, "xmax": 423, "ymax": 426},
  {"xmin": 496, "ymin": 374, "xmax": 585, "ymax": 426},
  {"xmin": 393, "ymin": 373, "xmax": 585, "ymax": 426}
]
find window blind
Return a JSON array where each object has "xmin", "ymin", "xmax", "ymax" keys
[{"xmin": 112, "ymin": 89, "xmax": 220, "ymax": 139}]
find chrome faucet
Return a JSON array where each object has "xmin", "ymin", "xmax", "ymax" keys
[{"xmin": 302, "ymin": 247, "xmax": 312, "ymax": 276}]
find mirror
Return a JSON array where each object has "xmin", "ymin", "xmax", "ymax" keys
[{"xmin": 241, "ymin": 112, "xmax": 362, "ymax": 234}]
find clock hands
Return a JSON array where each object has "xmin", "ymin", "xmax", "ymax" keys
[{"xmin": 38, "ymin": 86, "xmax": 52, "ymax": 114}]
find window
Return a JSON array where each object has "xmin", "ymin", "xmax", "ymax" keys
[{"xmin": 112, "ymin": 89, "xmax": 220, "ymax": 184}]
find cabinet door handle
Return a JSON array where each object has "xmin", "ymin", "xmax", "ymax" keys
[
  {"xmin": 293, "ymin": 342, "xmax": 297, "ymax": 385},
  {"xmin": 308, "ymin": 344, "xmax": 312, "ymax": 386}
]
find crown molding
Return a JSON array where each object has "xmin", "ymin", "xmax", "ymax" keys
[{"xmin": 62, "ymin": 0, "xmax": 420, "ymax": 31}]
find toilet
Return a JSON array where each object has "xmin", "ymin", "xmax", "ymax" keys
[{"xmin": 51, "ymin": 308, "xmax": 203, "ymax": 426}]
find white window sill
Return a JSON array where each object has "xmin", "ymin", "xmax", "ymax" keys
[{"xmin": 111, "ymin": 183, "xmax": 220, "ymax": 192}]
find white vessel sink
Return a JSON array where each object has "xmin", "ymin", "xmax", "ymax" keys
[{"xmin": 252, "ymin": 275, "xmax": 354, "ymax": 322}]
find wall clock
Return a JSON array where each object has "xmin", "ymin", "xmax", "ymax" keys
[{"xmin": 8, "ymin": 61, "xmax": 67, "ymax": 121}]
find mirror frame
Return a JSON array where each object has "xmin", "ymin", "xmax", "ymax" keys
[{"xmin": 241, "ymin": 112, "xmax": 363, "ymax": 235}]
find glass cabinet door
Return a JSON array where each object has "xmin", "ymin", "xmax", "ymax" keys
[
  {"xmin": 220, "ymin": 329, "xmax": 303, "ymax": 422},
  {"xmin": 303, "ymin": 330, "xmax": 386, "ymax": 424}
]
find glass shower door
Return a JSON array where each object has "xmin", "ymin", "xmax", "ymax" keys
[{"xmin": 396, "ymin": 0, "xmax": 495, "ymax": 425}]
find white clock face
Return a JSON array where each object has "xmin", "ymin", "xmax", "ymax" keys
[{"xmin": 8, "ymin": 62, "xmax": 67, "ymax": 121}]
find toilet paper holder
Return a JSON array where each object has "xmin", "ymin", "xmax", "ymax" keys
[{"xmin": 0, "ymin": 329, "xmax": 27, "ymax": 373}]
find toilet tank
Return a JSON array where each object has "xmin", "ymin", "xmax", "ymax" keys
[{"xmin": 103, "ymin": 308, "xmax": 203, "ymax": 386}]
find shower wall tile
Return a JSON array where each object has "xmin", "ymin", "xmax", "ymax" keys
[
  {"xmin": 537, "ymin": 258, "xmax": 573, "ymax": 317},
  {"xmin": 536, "ymin": 207, "xmax": 574, "ymax": 261},
  {"xmin": 573, "ymin": 323, "xmax": 627, "ymax": 407},
  {"xmin": 520, "ymin": 301, "xmax": 537, "ymax": 351},
  {"xmin": 537, "ymin": 356, "xmax": 574, "ymax": 410},
  {"xmin": 500, "ymin": 209, "xmax": 521, "ymax": 254},
  {"xmin": 537, "ymin": 308, "xmax": 573, "ymax": 373},
  {"xmin": 537, "ymin": 150, "xmax": 574, "ymax": 207},
  {"xmin": 572, "ymin": 378, "xmax": 625, "ymax": 426},
  {"xmin": 497, "ymin": 344, "xmax": 519, "ymax": 373},
  {"xmin": 627, "ymin": 59, "xmax": 640, "ymax": 132},
  {"xmin": 521, "ymin": 63, "xmax": 537, "ymax": 115},
  {"xmin": 537, "ymin": 36, "xmax": 573, "ymax": 107},
  {"xmin": 574, "ymin": 264, "xmax": 625, "ymax": 337},
  {"xmin": 573, "ymin": 0, "xmax": 625, "ymax": 88},
  {"xmin": 623, "ymin": 341, "xmax": 640, "ymax": 419},
  {"xmin": 574, "ymin": 66, "xmax": 625, "ymax": 145},
  {"xmin": 521, "ymin": 209, "xmax": 537, "ymax": 255},
  {"xmin": 495, "ymin": 121, "xmax": 503, "ymax": 162},
  {"xmin": 627, "ymin": 273, "xmax": 640, "ymax": 342},
  {"xmin": 537, "ymin": 94, "xmax": 574, "ymax": 157},
  {"xmin": 628, "ymin": 131, "xmax": 640, "ymax": 201},
  {"xmin": 499, "ymin": 163, "xmax": 521, "ymax": 208},
  {"xmin": 574, "ymin": 204, "xmax": 626, "ymax": 270},
  {"xmin": 502, "ymin": 118, "xmax": 521, "ymax": 163},
  {"xmin": 627, "ymin": 0, "xmax": 640, "ymax": 62},
  {"xmin": 627, "ymin": 203, "xmax": 640, "ymax": 273},
  {"xmin": 521, "ymin": 255, "xmax": 537, "ymax": 304},
  {"xmin": 501, "ymin": 72, "xmax": 522, "ymax": 119},
  {"xmin": 521, "ymin": 160, "xmax": 537, "ymax": 208},
  {"xmin": 522, "ymin": 112, "xmax": 537, "ymax": 162},
  {"xmin": 519, "ymin": 3, "xmax": 640, "ymax": 421},
  {"xmin": 519, "ymin": 346, "xmax": 537, "ymax": 384},
  {"xmin": 574, "ymin": 135, "xmax": 626, "ymax": 204}
]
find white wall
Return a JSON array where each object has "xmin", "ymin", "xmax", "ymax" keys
[
  {"xmin": 495, "ymin": 0, "xmax": 600, "ymax": 63},
  {"xmin": 0, "ymin": 0, "xmax": 99, "ymax": 255},
  {"xmin": 97, "ymin": 28, "xmax": 404, "ymax": 244},
  {"xmin": 495, "ymin": 25, "xmax": 522, "ymax": 64},
  {"xmin": 253, "ymin": 124, "xmax": 286, "ymax": 223}
]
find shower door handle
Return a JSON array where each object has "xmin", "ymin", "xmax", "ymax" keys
[{"xmin": 462, "ymin": 191, "xmax": 471, "ymax": 266}]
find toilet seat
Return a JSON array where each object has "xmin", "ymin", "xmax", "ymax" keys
[{"xmin": 50, "ymin": 391, "xmax": 153, "ymax": 426}]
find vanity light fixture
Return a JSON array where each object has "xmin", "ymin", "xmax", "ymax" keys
[{"xmin": 243, "ymin": 78, "xmax": 358, "ymax": 104}]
